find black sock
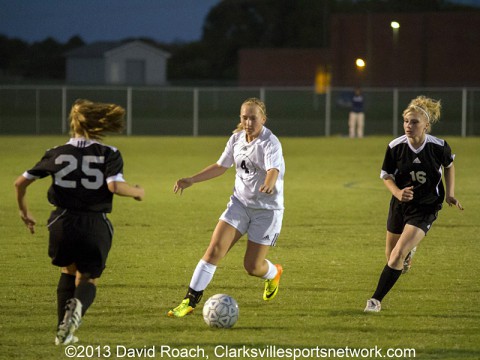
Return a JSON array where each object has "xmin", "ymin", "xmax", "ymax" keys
[
  {"xmin": 372, "ymin": 265, "xmax": 402, "ymax": 302},
  {"xmin": 74, "ymin": 282, "xmax": 97, "ymax": 316},
  {"xmin": 184, "ymin": 287, "xmax": 203, "ymax": 308},
  {"xmin": 57, "ymin": 273, "xmax": 76, "ymax": 326}
]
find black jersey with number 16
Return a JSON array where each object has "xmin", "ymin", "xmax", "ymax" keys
[
  {"xmin": 24, "ymin": 138, "xmax": 125, "ymax": 213},
  {"xmin": 380, "ymin": 134, "xmax": 454, "ymax": 207}
]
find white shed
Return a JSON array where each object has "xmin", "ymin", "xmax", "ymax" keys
[{"xmin": 65, "ymin": 40, "xmax": 171, "ymax": 85}]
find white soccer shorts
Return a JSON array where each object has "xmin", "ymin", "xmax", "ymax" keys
[{"xmin": 219, "ymin": 196, "xmax": 283, "ymax": 246}]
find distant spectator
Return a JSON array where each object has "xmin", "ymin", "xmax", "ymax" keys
[{"xmin": 348, "ymin": 88, "xmax": 365, "ymax": 138}]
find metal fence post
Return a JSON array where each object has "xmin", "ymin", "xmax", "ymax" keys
[
  {"xmin": 62, "ymin": 86, "xmax": 67, "ymax": 134},
  {"xmin": 260, "ymin": 87, "xmax": 266, "ymax": 102},
  {"xmin": 325, "ymin": 87, "xmax": 331, "ymax": 136},
  {"xmin": 393, "ymin": 88, "xmax": 399, "ymax": 137},
  {"xmin": 462, "ymin": 88, "xmax": 467, "ymax": 137},
  {"xmin": 126, "ymin": 87, "xmax": 132, "ymax": 136},
  {"xmin": 35, "ymin": 88, "xmax": 40, "ymax": 135},
  {"xmin": 193, "ymin": 88, "xmax": 199, "ymax": 136}
]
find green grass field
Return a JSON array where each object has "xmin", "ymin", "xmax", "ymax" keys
[{"xmin": 1, "ymin": 135, "xmax": 479, "ymax": 360}]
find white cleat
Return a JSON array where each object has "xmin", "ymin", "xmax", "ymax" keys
[
  {"xmin": 364, "ymin": 298, "xmax": 381, "ymax": 312},
  {"xmin": 55, "ymin": 298, "xmax": 83, "ymax": 346},
  {"xmin": 55, "ymin": 334, "xmax": 78, "ymax": 345},
  {"xmin": 403, "ymin": 247, "xmax": 417, "ymax": 274}
]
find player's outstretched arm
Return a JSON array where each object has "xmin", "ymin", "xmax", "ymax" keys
[
  {"xmin": 14, "ymin": 175, "xmax": 37, "ymax": 234},
  {"xmin": 108, "ymin": 181, "xmax": 145, "ymax": 201},
  {"xmin": 174, "ymin": 163, "xmax": 228, "ymax": 195},
  {"xmin": 444, "ymin": 164, "xmax": 463, "ymax": 210}
]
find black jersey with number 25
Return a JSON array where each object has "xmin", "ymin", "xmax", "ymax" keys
[
  {"xmin": 25, "ymin": 138, "xmax": 124, "ymax": 213},
  {"xmin": 380, "ymin": 134, "xmax": 454, "ymax": 207}
]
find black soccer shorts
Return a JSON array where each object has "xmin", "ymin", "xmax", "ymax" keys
[
  {"xmin": 47, "ymin": 208, "xmax": 113, "ymax": 278},
  {"xmin": 387, "ymin": 197, "xmax": 439, "ymax": 235}
]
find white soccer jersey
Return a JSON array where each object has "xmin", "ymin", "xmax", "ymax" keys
[{"xmin": 217, "ymin": 126, "xmax": 285, "ymax": 210}]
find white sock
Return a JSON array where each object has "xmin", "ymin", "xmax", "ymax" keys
[
  {"xmin": 189, "ymin": 259, "xmax": 217, "ymax": 291},
  {"xmin": 262, "ymin": 259, "xmax": 278, "ymax": 280}
]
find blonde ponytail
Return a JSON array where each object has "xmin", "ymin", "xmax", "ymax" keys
[
  {"xmin": 69, "ymin": 99, "xmax": 125, "ymax": 140},
  {"xmin": 403, "ymin": 96, "xmax": 442, "ymax": 132}
]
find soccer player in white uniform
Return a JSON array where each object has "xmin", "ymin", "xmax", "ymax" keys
[
  {"xmin": 168, "ymin": 97, "xmax": 285, "ymax": 317},
  {"xmin": 364, "ymin": 96, "xmax": 463, "ymax": 312},
  {"xmin": 14, "ymin": 99, "xmax": 144, "ymax": 344}
]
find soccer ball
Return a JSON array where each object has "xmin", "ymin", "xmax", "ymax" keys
[{"xmin": 202, "ymin": 294, "xmax": 239, "ymax": 328}]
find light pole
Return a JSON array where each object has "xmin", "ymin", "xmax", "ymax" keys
[
  {"xmin": 391, "ymin": 21, "xmax": 400, "ymax": 136},
  {"xmin": 391, "ymin": 21, "xmax": 400, "ymax": 85}
]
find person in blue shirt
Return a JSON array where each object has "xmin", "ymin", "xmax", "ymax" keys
[{"xmin": 348, "ymin": 88, "xmax": 365, "ymax": 138}]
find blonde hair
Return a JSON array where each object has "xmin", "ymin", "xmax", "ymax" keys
[
  {"xmin": 69, "ymin": 99, "xmax": 125, "ymax": 140},
  {"xmin": 233, "ymin": 97, "xmax": 267, "ymax": 133},
  {"xmin": 403, "ymin": 95, "xmax": 442, "ymax": 132}
]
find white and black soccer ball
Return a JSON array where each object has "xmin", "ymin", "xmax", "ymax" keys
[{"xmin": 202, "ymin": 294, "xmax": 239, "ymax": 328}]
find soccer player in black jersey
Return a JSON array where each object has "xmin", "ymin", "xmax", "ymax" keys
[
  {"xmin": 14, "ymin": 99, "xmax": 145, "ymax": 344},
  {"xmin": 365, "ymin": 96, "xmax": 463, "ymax": 312}
]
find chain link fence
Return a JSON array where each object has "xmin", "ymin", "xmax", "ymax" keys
[{"xmin": 1, "ymin": 85, "xmax": 479, "ymax": 136}]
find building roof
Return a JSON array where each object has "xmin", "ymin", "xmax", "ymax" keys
[
  {"xmin": 65, "ymin": 41, "xmax": 120, "ymax": 57},
  {"xmin": 65, "ymin": 40, "xmax": 170, "ymax": 58}
]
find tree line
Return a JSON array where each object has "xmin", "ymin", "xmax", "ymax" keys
[{"xmin": 0, "ymin": 0, "xmax": 474, "ymax": 83}]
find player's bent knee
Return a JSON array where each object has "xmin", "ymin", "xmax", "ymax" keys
[
  {"xmin": 61, "ymin": 264, "xmax": 77, "ymax": 275},
  {"xmin": 389, "ymin": 248, "xmax": 408, "ymax": 268}
]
